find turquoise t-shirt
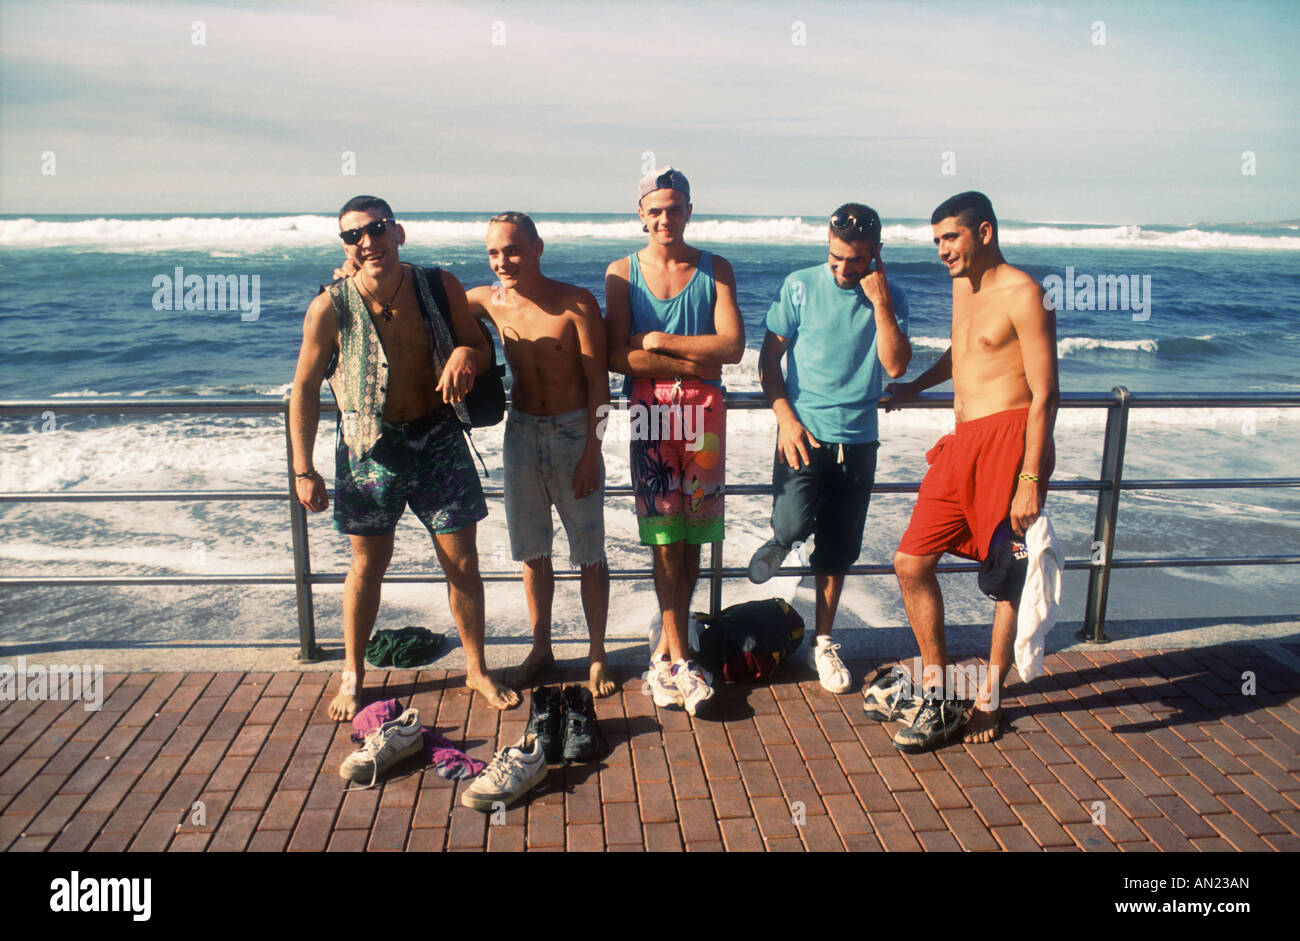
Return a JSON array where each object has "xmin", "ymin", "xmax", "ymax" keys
[{"xmin": 765, "ymin": 263, "xmax": 909, "ymax": 444}]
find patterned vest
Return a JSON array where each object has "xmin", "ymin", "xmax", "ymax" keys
[{"xmin": 326, "ymin": 265, "xmax": 470, "ymax": 459}]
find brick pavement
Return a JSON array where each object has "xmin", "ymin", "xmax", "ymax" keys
[{"xmin": 2, "ymin": 645, "xmax": 1297, "ymax": 852}]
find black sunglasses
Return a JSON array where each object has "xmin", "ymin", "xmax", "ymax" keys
[
  {"xmin": 339, "ymin": 218, "xmax": 395, "ymax": 245},
  {"xmin": 830, "ymin": 211, "xmax": 880, "ymax": 241}
]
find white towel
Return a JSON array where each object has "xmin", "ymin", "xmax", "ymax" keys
[{"xmin": 1013, "ymin": 513, "xmax": 1063, "ymax": 683}]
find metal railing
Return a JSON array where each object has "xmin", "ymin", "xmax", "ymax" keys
[{"xmin": 2, "ymin": 388, "xmax": 1297, "ymax": 660}]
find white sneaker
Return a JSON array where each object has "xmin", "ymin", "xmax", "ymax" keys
[
  {"xmin": 747, "ymin": 538, "xmax": 792, "ymax": 584},
  {"xmin": 645, "ymin": 656, "xmax": 684, "ymax": 708},
  {"xmin": 339, "ymin": 707, "xmax": 424, "ymax": 787},
  {"xmin": 460, "ymin": 733, "xmax": 548, "ymax": 811},
  {"xmin": 810, "ymin": 637, "xmax": 852, "ymax": 694},
  {"xmin": 671, "ymin": 659, "xmax": 715, "ymax": 717}
]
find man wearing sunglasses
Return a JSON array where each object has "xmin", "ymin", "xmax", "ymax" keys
[
  {"xmin": 748, "ymin": 203, "xmax": 911, "ymax": 694},
  {"xmin": 605, "ymin": 167, "xmax": 746, "ymax": 717},
  {"xmin": 289, "ymin": 195, "xmax": 519, "ymax": 720}
]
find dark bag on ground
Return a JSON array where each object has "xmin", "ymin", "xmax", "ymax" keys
[
  {"xmin": 421, "ymin": 266, "xmax": 507, "ymax": 428},
  {"xmin": 695, "ymin": 598, "xmax": 805, "ymax": 683}
]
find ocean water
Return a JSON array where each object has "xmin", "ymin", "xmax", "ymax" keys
[{"xmin": 1, "ymin": 212, "xmax": 1297, "ymax": 646}]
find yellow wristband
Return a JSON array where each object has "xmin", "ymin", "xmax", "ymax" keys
[{"xmin": 1018, "ymin": 473, "xmax": 1039, "ymax": 482}]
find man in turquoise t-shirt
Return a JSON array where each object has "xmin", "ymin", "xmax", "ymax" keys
[{"xmin": 749, "ymin": 203, "xmax": 911, "ymax": 694}]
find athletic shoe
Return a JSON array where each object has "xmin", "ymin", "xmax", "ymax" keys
[
  {"xmin": 809, "ymin": 636, "xmax": 852, "ymax": 694},
  {"xmin": 338, "ymin": 707, "xmax": 423, "ymax": 787},
  {"xmin": 892, "ymin": 699, "xmax": 968, "ymax": 753},
  {"xmin": 560, "ymin": 684, "xmax": 604, "ymax": 762},
  {"xmin": 525, "ymin": 685, "xmax": 565, "ymax": 763},
  {"xmin": 861, "ymin": 666, "xmax": 923, "ymax": 725},
  {"xmin": 460, "ymin": 733, "xmax": 548, "ymax": 811},
  {"xmin": 670, "ymin": 659, "xmax": 715, "ymax": 717},
  {"xmin": 645, "ymin": 655, "xmax": 684, "ymax": 709},
  {"xmin": 747, "ymin": 538, "xmax": 792, "ymax": 584}
]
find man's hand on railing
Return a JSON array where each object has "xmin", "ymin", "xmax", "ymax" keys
[
  {"xmin": 880, "ymin": 380, "xmax": 917, "ymax": 412},
  {"xmin": 295, "ymin": 471, "xmax": 328, "ymax": 513}
]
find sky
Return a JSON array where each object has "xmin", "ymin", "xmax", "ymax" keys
[{"xmin": 1, "ymin": 0, "xmax": 1297, "ymax": 224}]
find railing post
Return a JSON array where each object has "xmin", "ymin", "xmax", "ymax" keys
[
  {"xmin": 1081, "ymin": 386, "xmax": 1131, "ymax": 644},
  {"xmin": 285, "ymin": 416, "xmax": 321, "ymax": 662},
  {"xmin": 709, "ymin": 541, "xmax": 723, "ymax": 615}
]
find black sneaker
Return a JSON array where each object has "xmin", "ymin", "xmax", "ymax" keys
[
  {"xmin": 892, "ymin": 698, "xmax": 968, "ymax": 753},
  {"xmin": 526, "ymin": 685, "xmax": 565, "ymax": 763},
  {"xmin": 560, "ymin": 684, "xmax": 604, "ymax": 762}
]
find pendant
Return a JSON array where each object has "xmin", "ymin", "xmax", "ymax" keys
[{"xmin": 381, "ymin": 306, "xmax": 394, "ymax": 322}]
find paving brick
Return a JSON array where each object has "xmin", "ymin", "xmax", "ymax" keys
[
  {"xmin": 644, "ymin": 821, "xmax": 684, "ymax": 851},
  {"xmin": 1217, "ymin": 792, "xmax": 1287, "ymax": 834},
  {"xmin": 895, "ymin": 789, "xmax": 947, "ymax": 832},
  {"xmin": 718, "ymin": 816, "xmax": 764, "ymax": 852},
  {"xmin": 1136, "ymin": 815, "xmax": 1197, "ymax": 851},
  {"xmin": 915, "ymin": 769, "xmax": 969, "ymax": 810},
  {"xmin": 604, "ymin": 799, "xmax": 642, "ymax": 846},
  {"xmin": 1030, "ymin": 781, "xmax": 1092, "ymax": 824},
  {"xmin": 737, "ymin": 759, "xmax": 782, "ymax": 798},
  {"xmin": 638, "ymin": 779, "xmax": 677, "ymax": 824},
  {"xmin": 965, "ymin": 785, "xmax": 1020, "ymax": 828},
  {"xmin": 366, "ymin": 806, "xmax": 412, "ymax": 851},
  {"xmin": 942, "ymin": 807, "xmax": 999, "ymax": 851},
  {"xmin": 1014, "ymin": 803, "xmax": 1075, "ymax": 847},
  {"xmin": 287, "ymin": 808, "xmax": 336, "ymax": 852},
  {"xmin": 837, "ymin": 764, "xmax": 897, "ymax": 813},
  {"xmin": 208, "ymin": 809, "xmax": 260, "ymax": 852},
  {"xmin": 710, "ymin": 776, "xmax": 752, "ymax": 819},
  {"xmin": 991, "ymin": 824, "xmax": 1041, "ymax": 851},
  {"xmin": 869, "ymin": 810, "xmax": 922, "ymax": 851}
]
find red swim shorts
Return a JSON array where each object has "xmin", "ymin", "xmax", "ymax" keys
[{"xmin": 897, "ymin": 407, "xmax": 1054, "ymax": 562}]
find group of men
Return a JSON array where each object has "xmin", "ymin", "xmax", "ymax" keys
[{"xmin": 288, "ymin": 169, "xmax": 1058, "ymax": 754}]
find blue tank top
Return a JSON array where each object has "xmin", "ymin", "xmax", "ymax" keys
[{"xmin": 627, "ymin": 250, "xmax": 717, "ymax": 338}]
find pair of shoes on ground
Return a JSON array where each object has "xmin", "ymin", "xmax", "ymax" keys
[
  {"xmin": 646, "ymin": 656, "xmax": 715, "ymax": 717},
  {"xmin": 525, "ymin": 684, "xmax": 605, "ymax": 764},
  {"xmin": 461, "ymin": 685, "xmax": 606, "ymax": 813},
  {"xmin": 860, "ymin": 668, "xmax": 969, "ymax": 753},
  {"xmin": 339, "ymin": 707, "xmax": 424, "ymax": 788}
]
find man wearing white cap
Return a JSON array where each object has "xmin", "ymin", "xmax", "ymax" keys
[{"xmin": 605, "ymin": 167, "xmax": 745, "ymax": 717}]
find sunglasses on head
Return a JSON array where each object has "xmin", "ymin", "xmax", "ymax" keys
[
  {"xmin": 830, "ymin": 212, "xmax": 880, "ymax": 241},
  {"xmin": 339, "ymin": 218, "xmax": 395, "ymax": 245}
]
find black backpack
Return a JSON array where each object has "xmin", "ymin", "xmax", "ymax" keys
[
  {"xmin": 419, "ymin": 266, "xmax": 507, "ymax": 429},
  {"xmin": 695, "ymin": 598, "xmax": 806, "ymax": 683}
]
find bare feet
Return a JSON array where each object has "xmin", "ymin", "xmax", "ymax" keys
[
  {"xmin": 468, "ymin": 672, "xmax": 521, "ymax": 710},
  {"xmin": 963, "ymin": 707, "xmax": 1003, "ymax": 744},
  {"xmin": 327, "ymin": 691, "xmax": 362, "ymax": 722},
  {"xmin": 588, "ymin": 661, "xmax": 616, "ymax": 698},
  {"xmin": 504, "ymin": 647, "xmax": 555, "ymax": 688}
]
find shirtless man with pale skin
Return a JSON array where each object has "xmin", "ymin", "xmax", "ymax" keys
[
  {"xmin": 464, "ymin": 212, "xmax": 615, "ymax": 698},
  {"xmin": 291, "ymin": 195, "xmax": 520, "ymax": 720},
  {"xmin": 883, "ymin": 191, "xmax": 1058, "ymax": 752}
]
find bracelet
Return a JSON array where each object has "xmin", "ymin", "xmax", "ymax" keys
[
  {"xmin": 1018, "ymin": 473, "xmax": 1040, "ymax": 482},
  {"xmin": 294, "ymin": 470, "xmax": 320, "ymax": 480}
]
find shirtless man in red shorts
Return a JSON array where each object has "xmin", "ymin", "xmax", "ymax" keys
[{"xmin": 882, "ymin": 191, "xmax": 1059, "ymax": 751}]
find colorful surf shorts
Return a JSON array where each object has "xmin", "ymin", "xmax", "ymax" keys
[
  {"xmin": 897, "ymin": 406, "xmax": 1054, "ymax": 562},
  {"xmin": 503, "ymin": 406, "xmax": 606, "ymax": 566},
  {"xmin": 333, "ymin": 408, "xmax": 488, "ymax": 537},
  {"xmin": 628, "ymin": 378, "xmax": 725, "ymax": 545}
]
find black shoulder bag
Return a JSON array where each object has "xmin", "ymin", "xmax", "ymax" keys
[{"xmin": 420, "ymin": 266, "xmax": 507, "ymax": 428}]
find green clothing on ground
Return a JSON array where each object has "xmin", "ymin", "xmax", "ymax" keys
[{"xmin": 365, "ymin": 626, "xmax": 446, "ymax": 668}]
